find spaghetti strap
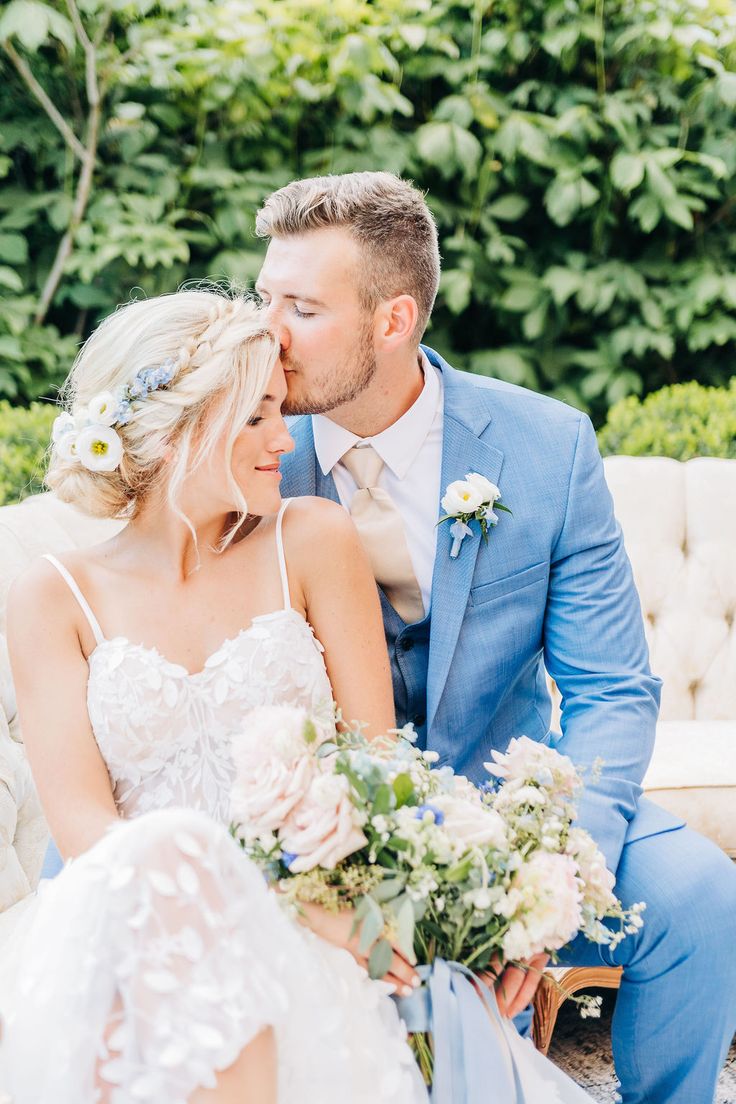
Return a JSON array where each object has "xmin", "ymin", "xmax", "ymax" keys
[
  {"xmin": 275, "ymin": 499, "xmax": 292, "ymax": 610},
  {"xmin": 42, "ymin": 554, "xmax": 106, "ymax": 646}
]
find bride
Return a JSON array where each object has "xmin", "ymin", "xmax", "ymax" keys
[
  {"xmin": 0, "ymin": 289, "xmax": 428, "ymax": 1104},
  {"xmin": 0, "ymin": 288, "xmax": 598, "ymax": 1104}
]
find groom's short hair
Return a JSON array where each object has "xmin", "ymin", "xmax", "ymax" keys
[{"xmin": 255, "ymin": 172, "xmax": 440, "ymax": 340}]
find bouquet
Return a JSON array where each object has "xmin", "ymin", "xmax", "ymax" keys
[{"xmin": 230, "ymin": 707, "xmax": 644, "ymax": 1086}]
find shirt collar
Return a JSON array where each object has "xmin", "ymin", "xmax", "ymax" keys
[{"xmin": 313, "ymin": 351, "xmax": 442, "ymax": 479}]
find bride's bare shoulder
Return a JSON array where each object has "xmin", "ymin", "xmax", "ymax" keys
[
  {"xmin": 7, "ymin": 542, "xmax": 112, "ymax": 627},
  {"xmin": 281, "ymin": 495, "xmax": 356, "ymax": 545},
  {"xmin": 282, "ymin": 496, "xmax": 350, "ymax": 529}
]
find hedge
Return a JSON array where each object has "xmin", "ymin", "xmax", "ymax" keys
[
  {"xmin": 598, "ymin": 379, "xmax": 736, "ymax": 460},
  {"xmin": 2, "ymin": 0, "xmax": 736, "ymax": 422},
  {"xmin": 1, "ymin": 382, "xmax": 734, "ymax": 508}
]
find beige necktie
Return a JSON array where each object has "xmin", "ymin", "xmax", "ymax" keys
[{"xmin": 341, "ymin": 445, "xmax": 425, "ymax": 624}]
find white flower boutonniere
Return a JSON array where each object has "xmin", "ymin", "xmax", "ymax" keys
[{"xmin": 438, "ymin": 472, "xmax": 512, "ymax": 558}]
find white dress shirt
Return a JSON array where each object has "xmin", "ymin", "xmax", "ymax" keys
[{"xmin": 312, "ymin": 352, "xmax": 444, "ymax": 614}]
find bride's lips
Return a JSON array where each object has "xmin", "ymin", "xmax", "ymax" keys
[{"xmin": 256, "ymin": 463, "xmax": 282, "ymax": 479}]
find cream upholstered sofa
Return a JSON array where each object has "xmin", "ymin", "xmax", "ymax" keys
[
  {"xmin": 0, "ymin": 494, "xmax": 123, "ymax": 910},
  {"xmin": 0, "ymin": 457, "xmax": 734, "ymax": 915}
]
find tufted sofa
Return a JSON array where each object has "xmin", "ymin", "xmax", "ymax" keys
[
  {"xmin": 0, "ymin": 458, "xmax": 734, "ymax": 915},
  {"xmin": 0, "ymin": 493, "xmax": 123, "ymax": 908}
]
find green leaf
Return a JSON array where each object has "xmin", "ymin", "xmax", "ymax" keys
[
  {"xmin": 392, "ymin": 773, "xmax": 414, "ymax": 807},
  {"xmin": 629, "ymin": 194, "xmax": 661, "ymax": 233},
  {"xmin": 522, "ymin": 298, "xmax": 548, "ymax": 341},
  {"xmin": 368, "ymin": 938, "xmax": 393, "ymax": 980},
  {"xmin": 542, "ymin": 266, "xmax": 582, "ymax": 306},
  {"xmin": 440, "ymin": 269, "xmax": 472, "ymax": 314},
  {"xmin": 644, "ymin": 159, "xmax": 676, "ymax": 202},
  {"xmin": 486, "ymin": 194, "xmax": 529, "ymax": 221},
  {"xmin": 0, "ymin": 233, "xmax": 28, "ymax": 265},
  {"xmin": 610, "ymin": 153, "xmax": 645, "ymax": 194},
  {"xmin": 499, "ymin": 282, "xmax": 540, "ymax": 312},
  {"xmin": 662, "ymin": 194, "xmax": 694, "ymax": 231},
  {"xmin": 544, "ymin": 178, "xmax": 580, "ymax": 227},
  {"xmin": 0, "ymin": 0, "xmax": 75, "ymax": 51},
  {"xmin": 0, "ymin": 267, "xmax": 23, "ymax": 292},
  {"xmin": 358, "ymin": 897, "xmax": 385, "ymax": 956},
  {"xmin": 372, "ymin": 783, "xmax": 394, "ymax": 816},
  {"xmin": 394, "ymin": 897, "xmax": 417, "ymax": 964},
  {"xmin": 371, "ymin": 877, "xmax": 406, "ymax": 903},
  {"xmin": 541, "ymin": 24, "xmax": 580, "ymax": 58},
  {"xmin": 416, "ymin": 121, "xmax": 482, "ymax": 179}
]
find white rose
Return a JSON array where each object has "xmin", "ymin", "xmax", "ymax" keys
[
  {"xmin": 230, "ymin": 707, "xmax": 318, "ymax": 837},
  {"xmin": 75, "ymin": 425, "xmax": 124, "ymax": 472},
  {"xmin": 431, "ymin": 793, "xmax": 508, "ymax": 851},
  {"xmin": 87, "ymin": 390, "xmax": 120, "ymax": 427},
  {"xmin": 441, "ymin": 480, "xmax": 484, "ymax": 516},
  {"xmin": 280, "ymin": 769, "xmax": 367, "ymax": 873},
  {"xmin": 465, "ymin": 472, "xmax": 500, "ymax": 503}
]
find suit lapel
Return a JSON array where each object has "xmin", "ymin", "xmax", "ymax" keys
[
  {"xmin": 425, "ymin": 355, "xmax": 504, "ymax": 734},
  {"xmin": 283, "ymin": 416, "xmax": 339, "ymax": 503}
]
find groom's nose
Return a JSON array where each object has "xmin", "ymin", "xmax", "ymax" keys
[{"xmin": 276, "ymin": 321, "xmax": 291, "ymax": 355}]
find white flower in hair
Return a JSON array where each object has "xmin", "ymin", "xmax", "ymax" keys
[
  {"xmin": 52, "ymin": 412, "xmax": 75, "ymax": 443},
  {"xmin": 55, "ymin": 430, "xmax": 79, "ymax": 461},
  {"xmin": 75, "ymin": 424, "xmax": 124, "ymax": 473},
  {"xmin": 87, "ymin": 390, "xmax": 119, "ymax": 427}
]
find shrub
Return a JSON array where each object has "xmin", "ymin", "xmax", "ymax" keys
[
  {"xmin": 2, "ymin": 0, "xmax": 736, "ymax": 420},
  {"xmin": 598, "ymin": 380, "xmax": 736, "ymax": 460},
  {"xmin": 0, "ymin": 402, "xmax": 55, "ymax": 506}
]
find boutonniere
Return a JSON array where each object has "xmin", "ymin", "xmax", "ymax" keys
[{"xmin": 438, "ymin": 472, "xmax": 512, "ymax": 558}]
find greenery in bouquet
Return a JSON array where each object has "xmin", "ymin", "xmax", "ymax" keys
[{"xmin": 230, "ymin": 709, "xmax": 643, "ymax": 1032}]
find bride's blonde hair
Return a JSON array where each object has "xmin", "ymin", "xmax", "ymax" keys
[{"xmin": 46, "ymin": 289, "xmax": 279, "ymax": 546}]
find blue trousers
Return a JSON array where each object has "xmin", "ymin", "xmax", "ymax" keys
[{"xmin": 553, "ymin": 822, "xmax": 736, "ymax": 1104}]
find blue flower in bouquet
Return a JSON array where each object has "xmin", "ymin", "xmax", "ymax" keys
[
  {"xmin": 415, "ymin": 804, "xmax": 445, "ymax": 826},
  {"xmin": 281, "ymin": 850, "xmax": 298, "ymax": 869}
]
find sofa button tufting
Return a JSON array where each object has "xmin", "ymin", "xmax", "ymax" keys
[
  {"xmin": 725, "ymin": 610, "xmax": 734, "ymax": 629},
  {"xmin": 646, "ymin": 611, "xmax": 657, "ymax": 626}
]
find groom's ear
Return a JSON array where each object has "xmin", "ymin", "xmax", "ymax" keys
[{"xmin": 376, "ymin": 295, "xmax": 418, "ymax": 351}]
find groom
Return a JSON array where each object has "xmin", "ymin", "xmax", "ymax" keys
[{"xmin": 256, "ymin": 171, "xmax": 736, "ymax": 1103}]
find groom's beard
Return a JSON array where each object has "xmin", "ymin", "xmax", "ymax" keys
[{"xmin": 281, "ymin": 323, "xmax": 378, "ymax": 416}]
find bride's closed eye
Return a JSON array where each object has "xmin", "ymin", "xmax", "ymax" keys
[{"xmin": 292, "ymin": 305, "xmax": 314, "ymax": 319}]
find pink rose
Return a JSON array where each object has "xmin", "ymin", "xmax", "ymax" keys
[
  {"xmin": 280, "ymin": 769, "xmax": 367, "ymax": 873},
  {"xmin": 230, "ymin": 706, "xmax": 318, "ymax": 840},
  {"xmin": 501, "ymin": 852, "xmax": 583, "ymax": 960}
]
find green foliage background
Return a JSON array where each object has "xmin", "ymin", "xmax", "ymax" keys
[{"xmin": 1, "ymin": 0, "xmax": 736, "ymax": 420}]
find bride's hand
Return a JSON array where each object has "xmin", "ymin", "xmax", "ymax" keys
[{"xmin": 296, "ymin": 901, "xmax": 420, "ymax": 997}]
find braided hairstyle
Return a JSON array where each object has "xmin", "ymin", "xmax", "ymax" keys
[{"xmin": 46, "ymin": 290, "xmax": 278, "ymax": 537}]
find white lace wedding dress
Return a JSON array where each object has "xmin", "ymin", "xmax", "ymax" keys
[{"xmin": 0, "ymin": 500, "xmax": 428, "ymax": 1104}]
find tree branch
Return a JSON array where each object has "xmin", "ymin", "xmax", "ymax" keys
[
  {"xmin": 1, "ymin": 38, "xmax": 86, "ymax": 162},
  {"xmin": 65, "ymin": 0, "xmax": 91, "ymax": 52},
  {"xmin": 35, "ymin": 1, "xmax": 102, "ymax": 324}
]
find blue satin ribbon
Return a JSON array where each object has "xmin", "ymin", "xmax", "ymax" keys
[{"xmin": 394, "ymin": 959, "xmax": 528, "ymax": 1104}]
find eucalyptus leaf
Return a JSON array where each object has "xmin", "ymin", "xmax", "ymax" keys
[{"xmin": 368, "ymin": 938, "xmax": 394, "ymax": 980}]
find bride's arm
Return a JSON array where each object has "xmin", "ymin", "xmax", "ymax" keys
[
  {"xmin": 6, "ymin": 561, "xmax": 119, "ymax": 860},
  {"xmin": 273, "ymin": 500, "xmax": 419, "ymax": 991},
  {"xmin": 285, "ymin": 497, "xmax": 396, "ymax": 738}
]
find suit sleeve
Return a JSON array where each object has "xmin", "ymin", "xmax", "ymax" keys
[{"xmin": 543, "ymin": 413, "xmax": 661, "ymax": 874}]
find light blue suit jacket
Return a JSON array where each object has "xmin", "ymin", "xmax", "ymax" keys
[{"xmin": 280, "ymin": 346, "xmax": 681, "ymax": 873}]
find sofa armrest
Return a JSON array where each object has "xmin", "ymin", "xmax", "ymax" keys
[{"xmin": 0, "ymin": 685, "xmax": 47, "ymax": 907}]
